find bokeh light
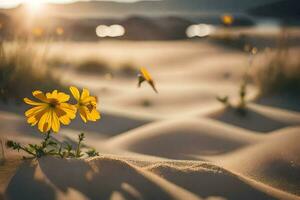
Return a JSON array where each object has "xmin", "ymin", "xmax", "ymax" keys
[
  {"xmin": 96, "ymin": 25, "xmax": 110, "ymax": 37},
  {"xmin": 109, "ymin": 25, "xmax": 125, "ymax": 37},
  {"xmin": 186, "ymin": 24, "xmax": 215, "ymax": 38},
  {"xmin": 32, "ymin": 27, "xmax": 44, "ymax": 37},
  {"xmin": 55, "ymin": 27, "xmax": 64, "ymax": 36},
  {"xmin": 96, "ymin": 24, "xmax": 125, "ymax": 38},
  {"xmin": 221, "ymin": 14, "xmax": 234, "ymax": 26}
]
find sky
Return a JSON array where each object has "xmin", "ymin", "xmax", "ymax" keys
[{"xmin": 0, "ymin": 0, "xmax": 144, "ymax": 8}]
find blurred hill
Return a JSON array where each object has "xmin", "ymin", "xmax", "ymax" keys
[
  {"xmin": 249, "ymin": 0, "xmax": 300, "ymax": 25},
  {"xmin": 0, "ymin": 0, "xmax": 288, "ymax": 41},
  {"xmin": 0, "ymin": 13, "xmax": 194, "ymax": 41},
  {"xmin": 1, "ymin": 0, "xmax": 279, "ymax": 18}
]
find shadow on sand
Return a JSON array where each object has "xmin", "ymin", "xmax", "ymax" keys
[
  {"xmin": 5, "ymin": 161, "xmax": 56, "ymax": 200},
  {"xmin": 148, "ymin": 164, "xmax": 278, "ymax": 200},
  {"xmin": 38, "ymin": 157, "xmax": 173, "ymax": 200},
  {"xmin": 212, "ymin": 106, "xmax": 290, "ymax": 132}
]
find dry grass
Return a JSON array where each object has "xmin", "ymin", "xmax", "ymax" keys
[
  {"xmin": 0, "ymin": 41, "xmax": 64, "ymax": 103},
  {"xmin": 46, "ymin": 56, "xmax": 70, "ymax": 69},
  {"xmin": 118, "ymin": 62, "xmax": 137, "ymax": 77},
  {"xmin": 254, "ymin": 47, "xmax": 300, "ymax": 96},
  {"xmin": 76, "ymin": 58, "xmax": 137, "ymax": 78},
  {"xmin": 76, "ymin": 59, "xmax": 110, "ymax": 75},
  {"xmin": 210, "ymin": 33, "xmax": 249, "ymax": 50}
]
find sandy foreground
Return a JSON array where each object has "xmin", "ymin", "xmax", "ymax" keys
[{"xmin": 0, "ymin": 40, "xmax": 300, "ymax": 200}]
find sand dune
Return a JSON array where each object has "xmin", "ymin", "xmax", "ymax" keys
[
  {"xmin": 6, "ymin": 157, "xmax": 200, "ymax": 200},
  {"xmin": 210, "ymin": 107, "xmax": 291, "ymax": 132},
  {"xmin": 68, "ymin": 112, "xmax": 150, "ymax": 137},
  {"xmin": 4, "ymin": 156, "xmax": 298, "ymax": 200},
  {"xmin": 210, "ymin": 127, "xmax": 300, "ymax": 196},
  {"xmin": 106, "ymin": 118, "xmax": 262, "ymax": 159},
  {"xmin": 146, "ymin": 163, "xmax": 296, "ymax": 200},
  {"xmin": 1, "ymin": 40, "xmax": 300, "ymax": 200}
]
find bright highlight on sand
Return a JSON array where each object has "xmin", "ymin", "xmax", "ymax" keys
[
  {"xmin": 96, "ymin": 24, "xmax": 125, "ymax": 38},
  {"xmin": 186, "ymin": 24, "xmax": 215, "ymax": 38}
]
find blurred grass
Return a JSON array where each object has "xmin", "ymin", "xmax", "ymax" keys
[
  {"xmin": 0, "ymin": 41, "xmax": 65, "ymax": 104},
  {"xmin": 76, "ymin": 59, "xmax": 110, "ymax": 75},
  {"xmin": 46, "ymin": 56, "xmax": 70, "ymax": 69},
  {"xmin": 210, "ymin": 33, "xmax": 249, "ymax": 51},
  {"xmin": 75, "ymin": 58, "xmax": 137, "ymax": 78},
  {"xmin": 118, "ymin": 62, "xmax": 137, "ymax": 77},
  {"xmin": 254, "ymin": 47, "xmax": 300, "ymax": 96}
]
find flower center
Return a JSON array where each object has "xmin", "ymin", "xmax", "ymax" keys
[
  {"xmin": 87, "ymin": 103, "xmax": 95, "ymax": 112},
  {"xmin": 49, "ymin": 99, "xmax": 60, "ymax": 108}
]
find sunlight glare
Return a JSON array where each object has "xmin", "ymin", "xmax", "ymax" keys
[{"xmin": 24, "ymin": 0, "xmax": 43, "ymax": 12}]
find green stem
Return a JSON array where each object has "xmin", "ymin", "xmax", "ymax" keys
[
  {"xmin": 42, "ymin": 131, "xmax": 51, "ymax": 149},
  {"xmin": 76, "ymin": 133, "xmax": 85, "ymax": 158},
  {"xmin": 76, "ymin": 141, "xmax": 81, "ymax": 158},
  {"xmin": 57, "ymin": 144, "xmax": 63, "ymax": 158},
  {"xmin": 20, "ymin": 146, "xmax": 36, "ymax": 157}
]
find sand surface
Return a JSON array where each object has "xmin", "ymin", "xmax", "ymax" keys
[{"xmin": 0, "ymin": 40, "xmax": 300, "ymax": 200}]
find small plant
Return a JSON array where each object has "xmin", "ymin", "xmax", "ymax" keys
[
  {"xmin": 0, "ymin": 139, "xmax": 5, "ymax": 165},
  {"xmin": 6, "ymin": 131, "xmax": 58, "ymax": 159},
  {"xmin": 86, "ymin": 148, "xmax": 99, "ymax": 157},
  {"xmin": 62, "ymin": 143, "xmax": 76, "ymax": 158},
  {"xmin": 216, "ymin": 45, "xmax": 257, "ymax": 111},
  {"xmin": 76, "ymin": 133, "xmax": 85, "ymax": 158},
  {"xmin": 216, "ymin": 95, "xmax": 229, "ymax": 106},
  {"xmin": 6, "ymin": 86, "xmax": 100, "ymax": 159},
  {"xmin": 238, "ymin": 81, "xmax": 247, "ymax": 108}
]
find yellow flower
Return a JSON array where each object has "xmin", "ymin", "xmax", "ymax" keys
[
  {"xmin": 24, "ymin": 90, "xmax": 77, "ymax": 133},
  {"xmin": 138, "ymin": 67, "xmax": 158, "ymax": 93},
  {"xmin": 70, "ymin": 86, "xmax": 101, "ymax": 123}
]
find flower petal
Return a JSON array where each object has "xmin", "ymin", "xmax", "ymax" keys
[
  {"xmin": 79, "ymin": 107, "xmax": 88, "ymax": 123},
  {"xmin": 59, "ymin": 115, "xmax": 71, "ymax": 125},
  {"xmin": 38, "ymin": 109, "xmax": 51, "ymax": 133},
  {"xmin": 23, "ymin": 98, "xmax": 44, "ymax": 106},
  {"xmin": 141, "ymin": 67, "xmax": 152, "ymax": 81},
  {"xmin": 81, "ymin": 96, "xmax": 97, "ymax": 104},
  {"xmin": 87, "ymin": 109, "xmax": 101, "ymax": 121},
  {"xmin": 70, "ymin": 86, "xmax": 80, "ymax": 101},
  {"xmin": 57, "ymin": 92, "xmax": 70, "ymax": 103},
  {"xmin": 33, "ymin": 91, "xmax": 49, "ymax": 103},
  {"xmin": 51, "ymin": 111, "xmax": 60, "ymax": 133},
  {"xmin": 27, "ymin": 109, "xmax": 47, "ymax": 125},
  {"xmin": 25, "ymin": 105, "xmax": 47, "ymax": 117},
  {"xmin": 59, "ymin": 103, "xmax": 77, "ymax": 119},
  {"xmin": 46, "ymin": 90, "xmax": 58, "ymax": 99},
  {"xmin": 54, "ymin": 107, "xmax": 67, "ymax": 118},
  {"xmin": 81, "ymin": 88, "xmax": 90, "ymax": 100}
]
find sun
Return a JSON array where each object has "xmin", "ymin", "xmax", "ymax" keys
[{"xmin": 23, "ymin": 0, "xmax": 43, "ymax": 12}]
